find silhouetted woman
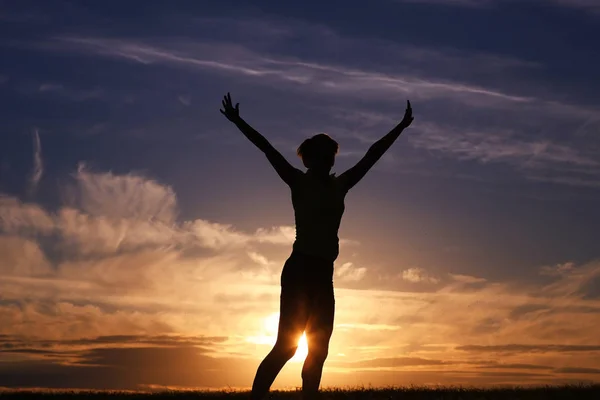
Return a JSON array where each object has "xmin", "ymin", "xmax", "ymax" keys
[{"xmin": 220, "ymin": 93, "xmax": 413, "ymax": 399}]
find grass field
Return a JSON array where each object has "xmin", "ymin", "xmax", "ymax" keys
[{"xmin": 1, "ymin": 385, "xmax": 600, "ymax": 400}]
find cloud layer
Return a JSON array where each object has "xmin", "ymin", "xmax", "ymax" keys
[{"xmin": 1, "ymin": 166, "xmax": 600, "ymax": 389}]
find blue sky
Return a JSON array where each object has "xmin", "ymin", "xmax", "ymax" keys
[{"xmin": 1, "ymin": 0, "xmax": 600, "ymax": 390}]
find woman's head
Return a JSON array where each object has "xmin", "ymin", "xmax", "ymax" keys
[{"xmin": 297, "ymin": 133, "xmax": 339, "ymax": 170}]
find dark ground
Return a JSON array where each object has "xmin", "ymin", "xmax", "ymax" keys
[{"xmin": 1, "ymin": 386, "xmax": 600, "ymax": 400}]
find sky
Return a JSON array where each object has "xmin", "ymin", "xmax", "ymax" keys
[{"xmin": 1, "ymin": 0, "xmax": 600, "ymax": 391}]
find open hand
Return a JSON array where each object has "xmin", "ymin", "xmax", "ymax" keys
[
  {"xmin": 399, "ymin": 100, "xmax": 414, "ymax": 128},
  {"xmin": 220, "ymin": 92, "xmax": 240, "ymax": 122}
]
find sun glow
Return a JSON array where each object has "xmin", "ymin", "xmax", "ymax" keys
[
  {"xmin": 292, "ymin": 332, "xmax": 309, "ymax": 362},
  {"xmin": 262, "ymin": 313, "xmax": 309, "ymax": 363}
]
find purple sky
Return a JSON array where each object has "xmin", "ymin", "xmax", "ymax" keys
[{"xmin": 1, "ymin": 0, "xmax": 599, "ymax": 390}]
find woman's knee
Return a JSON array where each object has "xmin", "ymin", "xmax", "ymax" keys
[
  {"xmin": 272, "ymin": 341, "xmax": 298, "ymax": 360},
  {"xmin": 307, "ymin": 347, "xmax": 329, "ymax": 363}
]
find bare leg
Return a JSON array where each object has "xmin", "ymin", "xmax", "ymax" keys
[
  {"xmin": 251, "ymin": 338, "xmax": 299, "ymax": 400},
  {"xmin": 251, "ymin": 284, "xmax": 308, "ymax": 400},
  {"xmin": 301, "ymin": 285, "xmax": 335, "ymax": 400}
]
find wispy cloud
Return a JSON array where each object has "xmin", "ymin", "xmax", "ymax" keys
[
  {"xmin": 411, "ymin": 123, "xmax": 598, "ymax": 168},
  {"xmin": 36, "ymin": 82, "xmax": 103, "ymax": 101},
  {"xmin": 38, "ymin": 24, "xmax": 600, "ymax": 189},
  {"xmin": 39, "ymin": 83, "xmax": 63, "ymax": 92},
  {"xmin": 16, "ymin": 12, "xmax": 592, "ymax": 190},
  {"xmin": 28, "ymin": 129, "xmax": 43, "ymax": 196},
  {"xmin": 457, "ymin": 344, "xmax": 600, "ymax": 353},
  {"xmin": 396, "ymin": 0, "xmax": 600, "ymax": 12},
  {"xmin": 48, "ymin": 36, "xmax": 535, "ymax": 108},
  {"xmin": 405, "ymin": 121, "xmax": 600, "ymax": 186},
  {"xmin": 526, "ymin": 175, "xmax": 600, "ymax": 189},
  {"xmin": 325, "ymin": 108, "xmax": 599, "ymax": 187},
  {"xmin": 397, "ymin": 0, "xmax": 495, "ymax": 7},
  {"xmin": 178, "ymin": 94, "xmax": 192, "ymax": 106}
]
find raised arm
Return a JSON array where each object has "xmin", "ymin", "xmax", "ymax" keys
[
  {"xmin": 339, "ymin": 100, "xmax": 414, "ymax": 191},
  {"xmin": 220, "ymin": 92, "xmax": 302, "ymax": 186}
]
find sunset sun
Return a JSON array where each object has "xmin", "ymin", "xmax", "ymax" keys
[{"xmin": 264, "ymin": 313, "xmax": 309, "ymax": 362}]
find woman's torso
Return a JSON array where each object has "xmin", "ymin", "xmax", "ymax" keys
[{"xmin": 290, "ymin": 172, "xmax": 347, "ymax": 262}]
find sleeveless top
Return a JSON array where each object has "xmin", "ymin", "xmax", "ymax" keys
[{"xmin": 290, "ymin": 172, "xmax": 348, "ymax": 262}]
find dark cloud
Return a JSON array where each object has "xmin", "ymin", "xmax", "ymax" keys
[
  {"xmin": 76, "ymin": 346, "xmax": 211, "ymax": 367},
  {"xmin": 470, "ymin": 317, "xmax": 504, "ymax": 334},
  {"xmin": 555, "ymin": 367, "xmax": 600, "ymax": 374},
  {"xmin": 58, "ymin": 299, "xmax": 206, "ymax": 315},
  {"xmin": 0, "ymin": 349, "xmax": 65, "ymax": 355},
  {"xmin": 0, "ymin": 334, "xmax": 243, "ymax": 390},
  {"xmin": 0, "ymin": 334, "xmax": 227, "ymax": 350},
  {"xmin": 509, "ymin": 304, "xmax": 550, "ymax": 319},
  {"xmin": 448, "ymin": 370, "xmax": 550, "ymax": 378},
  {"xmin": 62, "ymin": 334, "xmax": 228, "ymax": 347},
  {"xmin": 580, "ymin": 274, "xmax": 600, "ymax": 300},
  {"xmin": 0, "ymin": 346, "xmax": 257, "ymax": 390},
  {"xmin": 331, "ymin": 357, "xmax": 450, "ymax": 368},
  {"xmin": 336, "ymin": 369, "xmax": 552, "ymax": 386},
  {"xmin": 459, "ymin": 281, "xmax": 489, "ymax": 292},
  {"xmin": 0, "ymin": 361, "xmax": 127, "ymax": 390},
  {"xmin": 557, "ymin": 305, "xmax": 600, "ymax": 314},
  {"xmin": 0, "ymin": 335, "xmax": 229, "ymax": 367},
  {"xmin": 457, "ymin": 344, "xmax": 600, "ymax": 353},
  {"xmin": 476, "ymin": 363, "xmax": 553, "ymax": 370}
]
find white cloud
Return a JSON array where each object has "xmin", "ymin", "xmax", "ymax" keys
[
  {"xmin": 1, "ymin": 167, "xmax": 333, "ymax": 257},
  {"xmin": 252, "ymin": 225, "xmax": 297, "ymax": 245},
  {"xmin": 0, "ymin": 236, "xmax": 52, "ymax": 276},
  {"xmin": 0, "ymin": 166, "xmax": 360, "ymax": 337},
  {"xmin": 540, "ymin": 262, "xmax": 576, "ymax": 277},
  {"xmin": 449, "ymin": 273, "xmax": 487, "ymax": 283},
  {"xmin": 183, "ymin": 219, "xmax": 251, "ymax": 250},
  {"xmin": 401, "ymin": 267, "xmax": 440, "ymax": 284},
  {"xmin": 336, "ymin": 262, "xmax": 367, "ymax": 281},
  {"xmin": 0, "ymin": 195, "xmax": 54, "ymax": 234},
  {"xmin": 56, "ymin": 207, "xmax": 179, "ymax": 255},
  {"xmin": 69, "ymin": 164, "xmax": 178, "ymax": 223},
  {"xmin": 247, "ymin": 251, "xmax": 272, "ymax": 267}
]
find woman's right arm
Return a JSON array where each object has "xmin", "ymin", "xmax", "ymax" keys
[{"xmin": 220, "ymin": 92, "xmax": 302, "ymax": 186}]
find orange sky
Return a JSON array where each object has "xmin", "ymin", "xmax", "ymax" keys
[{"xmin": 1, "ymin": 167, "xmax": 600, "ymax": 390}]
